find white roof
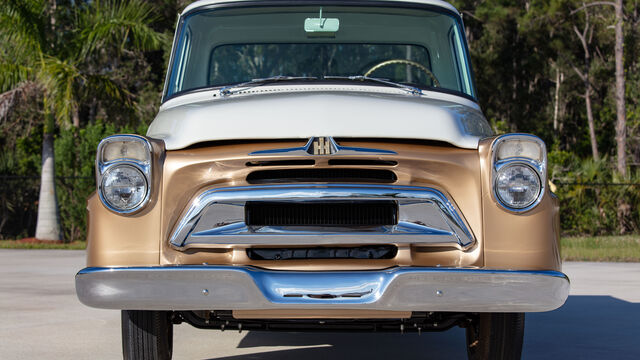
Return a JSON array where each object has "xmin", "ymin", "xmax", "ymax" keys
[{"xmin": 182, "ymin": 0, "xmax": 460, "ymax": 16}]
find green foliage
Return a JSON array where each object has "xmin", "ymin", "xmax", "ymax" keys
[
  {"xmin": 452, "ymin": 0, "xmax": 639, "ymax": 160},
  {"xmin": 13, "ymin": 128, "xmax": 43, "ymax": 175},
  {"xmin": 0, "ymin": 0, "xmax": 48, "ymax": 56},
  {"xmin": 0, "ymin": 0, "xmax": 167, "ymax": 129},
  {"xmin": 0, "ymin": 63, "xmax": 32, "ymax": 93},
  {"xmin": 0, "ymin": 0, "xmax": 167, "ymax": 241},
  {"xmin": 0, "ymin": 122, "xmax": 42, "ymax": 239},
  {"xmin": 550, "ymin": 150, "xmax": 640, "ymax": 235},
  {"xmin": 452, "ymin": 0, "xmax": 556, "ymax": 136},
  {"xmin": 452, "ymin": 0, "xmax": 640, "ymax": 236},
  {"xmin": 77, "ymin": 0, "xmax": 168, "ymax": 58}
]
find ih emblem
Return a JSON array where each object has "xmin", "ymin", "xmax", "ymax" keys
[
  {"xmin": 248, "ymin": 136, "xmax": 396, "ymax": 156},
  {"xmin": 309, "ymin": 137, "xmax": 337, "ymax": 155}
]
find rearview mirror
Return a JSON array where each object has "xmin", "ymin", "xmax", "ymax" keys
[{"xmin": 304, "ymin": 8, "xmax": 340, "ymax": 34}]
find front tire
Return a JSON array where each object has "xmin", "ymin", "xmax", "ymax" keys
[
  {"xmin": 465, "ymin": 313, "xmax": 524, "ymax": 360},
  {"xmin": 122, "ymin": 310, "xmax": 173, "ymax": 360}
]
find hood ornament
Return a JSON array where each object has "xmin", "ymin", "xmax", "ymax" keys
[{"xmin": 249, "ymin": 137, "xmax": 397, "ymax": 156}]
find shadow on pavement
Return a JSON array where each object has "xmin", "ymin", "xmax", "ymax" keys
[
  {"xmin": 210, "ymin": 328, "xmax": 466, "ymax": 359},
  {"xmin": 524, "ymin": 295, "xmax": 640, "ymax": 359},
  {"xmin": 205, "ymin": 296, "xmax": 639, "ymax": 360}
]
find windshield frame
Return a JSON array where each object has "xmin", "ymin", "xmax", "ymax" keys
[{"xmin": 162, "ymin": 0, "xmax": 477, "ymax": 103}]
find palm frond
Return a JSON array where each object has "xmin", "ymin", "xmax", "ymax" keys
[
  {"xmin": 38, "ymin": 56, "xmax": 82, "ymax": 126},
  {"xmin": 0, "ymin": 62, "xmax": 34, "ymax": 93},
  {"xmin": 76, "ymin": 0, "xmax": 168, "ymax": 58},
  {"xmin": 85, "ymin": 73, "xmax": 134, "ymax": 109},
  {"xmin": 0, "ymin": 0, "xmax": 48, "ymax": 57}
]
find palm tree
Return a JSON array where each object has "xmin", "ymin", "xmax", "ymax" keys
[{"xmin": 0, "ymin": 0, "xmax": 166, "ymax": 240}]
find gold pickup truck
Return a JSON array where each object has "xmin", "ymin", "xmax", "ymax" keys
[{"xmin": 75, "ymin": 1, "xmax": 569, "ymax": 359}]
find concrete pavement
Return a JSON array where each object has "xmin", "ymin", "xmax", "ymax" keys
[{"xmin": 0, "ymin": 250, "xmax": 638, "ymax": 359}]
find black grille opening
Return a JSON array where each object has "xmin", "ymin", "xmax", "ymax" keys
[
  {"xmin": 246, "ymin": 168, "xmax": 397, "ymax": 184},
  {"xmin": 246, "ymin": 160, "xmax": 315, "ymax": 167},
  {"xmin": 247, "ymin": 245, "xmax": 398, "ymax": 260},
  {"xmin": 327, "ymin": 159, "xmax": 398, "ymax": 166},
  {"xmin": 245, "ymin": 201, "xmax": 398, "ymax": 227}
]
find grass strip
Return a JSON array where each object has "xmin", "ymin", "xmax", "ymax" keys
[
  {"xmin": 0, "ymin": 240, "xmax": 86, "ymax": 250},
  {"xmin": 561, "ymin": 235, "xmax": 640, "ymax": 262}
]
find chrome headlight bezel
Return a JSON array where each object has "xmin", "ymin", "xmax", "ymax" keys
[
  {"xmin": 491, "ymin": 134, "xmax": 547, "ymax": 213},
  {"xmin": 96, "ymin": 135, "xmax": 152, "ymax": 214}
]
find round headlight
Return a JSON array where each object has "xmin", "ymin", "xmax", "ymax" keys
[
  {"xmin": 100, "ymin": 164, "xmax": 148, "ymax": 211},
  {"xmin": 495, "ymin": 164, "xmax": 541, "ymax": 209}
]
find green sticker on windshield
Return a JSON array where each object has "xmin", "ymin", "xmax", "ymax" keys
[{"xmin": 305, "ymin": 8, "xmax": 339, "ymax": 34}]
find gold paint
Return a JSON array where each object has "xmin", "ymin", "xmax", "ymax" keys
[
  {"xmin": 86, "ymin": 138, "xmax": 165, "ymax": 267},
  {"xmin": 478, "ymin": 137, "xmax": 562, "ymax": 271},
  {"xmin": 87, "ymin": 137, "xmax": 560, "ymax": 273}
]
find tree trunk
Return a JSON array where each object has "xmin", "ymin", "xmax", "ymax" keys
[
  {"xmin": 35, "ymin": 130, "xmax": 62, "ymax": 241},
  {"xmin": 573, "ymin": 19, "xmax": 599, "ymax": 161},
  {"xmin": 50, "ymin": 0, "xmax": 56, "ymax": 32},
  {"xmin": 72, "ymin": 104, "xmax": 80, "ymax": 128},
  {"xmin": 585, "ymin": 84, "xmax": 599, "ymax": 161},
  {"xmin": 553, "ymin": 66, "xmax": 562, "ymax": 131},
  {"xmin": 614, "ymin": 0, "xmax": 627, "ymax": 176},
  {"xmin": 35, "ymin": 0, "xmax": 62, "ymax": 241}
]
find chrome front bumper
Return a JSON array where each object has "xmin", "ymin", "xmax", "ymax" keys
[{"xmin": 76, "ymin": 266, "xmax": 569, "ymax": 312}]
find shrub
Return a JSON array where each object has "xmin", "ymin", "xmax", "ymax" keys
[{"xmin": 549, "ymin": 150, "xmax": 640, "ymax": 236}]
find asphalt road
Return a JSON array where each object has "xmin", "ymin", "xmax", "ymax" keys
[{"xmin": 0, "ymin": 250, "xmax": 638, "ymax": 359}]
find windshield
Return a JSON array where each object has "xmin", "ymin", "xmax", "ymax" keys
[{"xmin": 165, "ymin": 4, "xmax": 475, "ymax": 100}]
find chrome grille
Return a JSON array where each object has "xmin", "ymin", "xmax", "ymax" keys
[
  {"xmin": 169, "ymin": 184, "xmax": 475, "ymax": 250},
  {"xmin": 245, "ymin": 201, "xmax": 398, "ymax": 227}
]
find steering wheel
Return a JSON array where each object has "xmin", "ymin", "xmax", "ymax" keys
[{"xmin": 364, "ymin": 59, "xmax": 440, "ymax": 87}]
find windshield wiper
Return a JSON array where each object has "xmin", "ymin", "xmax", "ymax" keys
[
  {"xmin": 218, "ymin": 75, "xmax": 422, "ymax": 97},
  {"xmin": 219, "ymin": 75, "xmax": 318, "ymax": 97},
  {"xmin": 323, "ymin": 75, "xmax": 423, "ymax": 96}
]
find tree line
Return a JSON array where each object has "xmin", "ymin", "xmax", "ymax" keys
[
  {"xmin": 452, "ymin": 0, "xmax": 640, "ymax": 233},
  {"xmin": 0, "ymin": 0, "xmax": 638, "ymax": 241}
]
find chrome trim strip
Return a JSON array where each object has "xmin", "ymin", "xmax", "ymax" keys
[
  {"xmin": 76, "ymin": 266, "xmax": 570, "ymax": 312},
  {"xmin": 168, "ymin": 184, "xmax": 475, "ymax": 250},
  {"xmin": 249, "ymin": 137, "xmax": 397, "ymax": 156}
]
